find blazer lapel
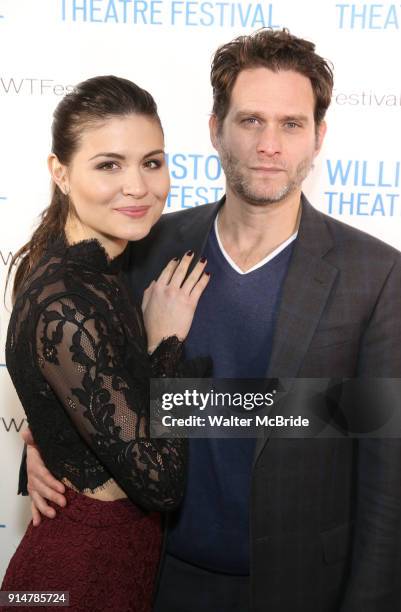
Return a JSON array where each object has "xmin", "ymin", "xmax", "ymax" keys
[
  {"xmin": 175, "ymin": 200, "xmax": 223, "ymax": 266},
  {"xmin": 254, "ymin": 196, "xmax": 339, "ymax": 462}
]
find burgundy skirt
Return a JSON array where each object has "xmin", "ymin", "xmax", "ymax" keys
[{"xmin": 1, "ymin": 488, "xmax": 162, "ymax": 611}]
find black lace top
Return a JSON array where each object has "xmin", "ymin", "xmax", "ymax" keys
[{"xmin": 6, "ymin": 237, "xmax": 204, "ymax": 512}]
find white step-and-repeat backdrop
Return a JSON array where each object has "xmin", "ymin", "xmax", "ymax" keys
[{"xmin": 1, "ymin": 0, "xmax": 400, "ymax": 582}]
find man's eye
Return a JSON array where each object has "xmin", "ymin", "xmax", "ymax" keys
[
  {"xmin": 97, "ymin": 161, "xmax": 119, "ymax": 170},
  {"xmin": 285, "ymin": 122, "xmax": 300, "ymax": 129},
  {"xmin": 242, "ymin": 117, "xmax": 259, "ymax": 125}
]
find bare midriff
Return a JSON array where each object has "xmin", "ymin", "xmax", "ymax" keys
[{"xmin": 62, "ymin": 477, "xmax": 128, "ymax": 502}]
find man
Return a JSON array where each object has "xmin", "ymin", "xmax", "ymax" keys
[{"xmin": 21, "ymin": 29, "xmax": 401, "ymax": 611}]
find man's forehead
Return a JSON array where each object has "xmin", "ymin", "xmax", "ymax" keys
[{"xmin": 229, "ymin": 67, "xmax": 315, "ymax": 112}]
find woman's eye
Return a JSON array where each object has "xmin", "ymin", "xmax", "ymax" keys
[
  {"xmin": 144, "ymin": 159, "xmax": 162, "ymax": 169},
  {"xmin": 97, "ymin": 161, "xmax": 119, "ymax": 170}
]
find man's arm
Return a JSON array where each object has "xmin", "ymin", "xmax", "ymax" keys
[
  {"xmin": 340, "ymin": 438, "xmax": 401, "ymax": 610},
  {"xmin": 21, "ymin": 429, "xmax": 66, "ymax": 526},
  {"xmin": 357, "ymin": 257, "xmax": 401, "ymax": 377},
  {"xmin": 340, "ymin": 256, "xmax": 401, "ymax": 611}
]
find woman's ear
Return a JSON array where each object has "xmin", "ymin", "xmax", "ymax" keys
[{"xmin": 48, "ymin": 154, "xmax": 69, "ymax": 195}]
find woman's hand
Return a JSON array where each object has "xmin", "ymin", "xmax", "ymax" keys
[
  {"xmin": 142, "ymin": 251, "xmax": 210, "ymax": 353},
  {"xmin": 22, "ymin": 428, "xmax": 66, "ymax": 526}
]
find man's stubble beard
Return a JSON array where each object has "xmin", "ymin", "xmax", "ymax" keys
[{"xmin": 219, "ymin": 144, "xmax": 314, "ymax": 207}]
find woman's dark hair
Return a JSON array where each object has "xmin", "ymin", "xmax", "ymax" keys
[{"xmin": 8, "ymin": 75, "xmax": 161, "ymax": 302}]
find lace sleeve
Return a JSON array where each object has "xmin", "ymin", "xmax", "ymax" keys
[
  {"xmin": 149, "ymin": 335, "xmax": 184, "ymax": 377},
  {"xmin": 35, "ymin": 296, "xmax": 187, "ymax": 512},
  {"xmin": 149, "ymin": 336, "xmax": 213, "ymax": 378}
]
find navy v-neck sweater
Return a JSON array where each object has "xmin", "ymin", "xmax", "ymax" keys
[{"xmin": 167, "ymin": 225, "xmax": 295, "ymax": 574}]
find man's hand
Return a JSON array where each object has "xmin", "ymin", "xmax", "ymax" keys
[{"xmin": 22, "ymin": 428, "xmax": 67, "ymax": 526}]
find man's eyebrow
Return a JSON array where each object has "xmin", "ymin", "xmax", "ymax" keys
[
  {"xmin": 234, "ymin": 110, "xmax": 264, "ymax": 119},
  {"xmin": 89, "ymin": 149, "xmax": 164, "ymax": 161},
  {"xmin": 281, "ymin": 114, "xmax": 309, "ymax": 123}
]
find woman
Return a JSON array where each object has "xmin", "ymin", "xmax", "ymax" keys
[{"xmin": 1, "ymin": 75, "xmax": 210, "ymax": 611}]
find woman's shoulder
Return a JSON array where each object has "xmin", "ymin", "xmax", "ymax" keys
[
  {"xmin": 18, "ymin": 238, "xmax": 122, "ymax": 307},
  {"xmin": 15, "ymin": 252, "xmax": 81, "ymax": 312}
]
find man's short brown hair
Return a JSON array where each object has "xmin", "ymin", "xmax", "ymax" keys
[{"xmin": 211, "ymin": 28, "xmax": 334, "ymax": 128}]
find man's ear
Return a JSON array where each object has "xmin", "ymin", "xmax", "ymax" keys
[
  {"xmin": 209, "ymin": 114, "xmax": 220, "ymax": 150},
  {"xmin": 48, "ymin": 154, "xmax": 69, "ymax": 195},
  {"xmin": 314, "ymin": 120, "xmax": 327, "ymax": 157}
]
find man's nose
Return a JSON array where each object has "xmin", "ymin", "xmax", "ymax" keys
[{"xmin": 256, "ymin": 125, "xmax": 282, "ymax": 157}]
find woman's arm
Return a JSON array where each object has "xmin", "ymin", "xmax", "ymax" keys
[{"xmin": 35, "ymin": 295, "xmax": 187, "ymax": 512}]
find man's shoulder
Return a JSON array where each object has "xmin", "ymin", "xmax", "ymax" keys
[
  {"xmin": 315, "ymin": 205, "xmax": 401, "ymax": 264},
  {"xmin": 157, "ymin": 201, "xmax": 220, "ymax": 229}
]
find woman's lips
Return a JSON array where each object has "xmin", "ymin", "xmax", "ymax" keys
[{"xmin": 114, "ymin": 206, "xmax": 150, "ymax": 218}]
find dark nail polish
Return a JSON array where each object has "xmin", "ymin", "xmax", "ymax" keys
[
  {"xmin": 200, "ymin": 257, "xmax": 207, "ymax": 263},
  {"xmin": 173, "ymin": 257, "xmax": 179, "ymax": 261},
  {"xmin": 205, "ymin": 271, "xmax": 211, "ymax": 276},
  {"xmin": 186, "ymin": 250, "xmax": 194, "ymax": 256}
]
